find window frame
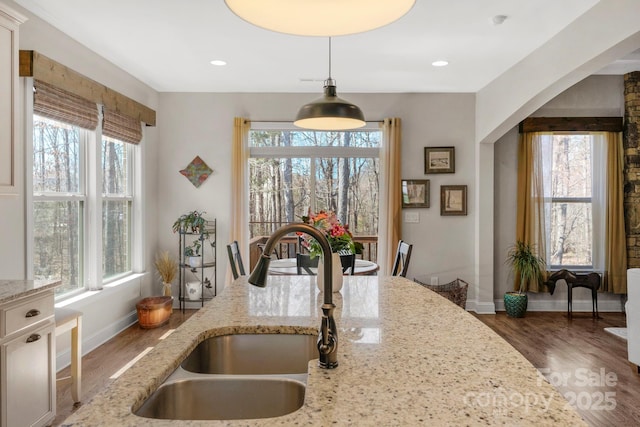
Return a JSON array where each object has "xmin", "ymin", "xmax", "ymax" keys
[{"xmin": 544, "ymin": 132, "xmax": 603, "ymax": 272}]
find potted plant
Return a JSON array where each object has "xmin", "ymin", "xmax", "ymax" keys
[
  {"xmin": 172, "ymin": 210, "xmax": 208, "ymax": 234},
  {"xmin": 184, "ymin": 236, "xmax": 204, "ymax": 267},
  {"xmin": 173, "ymin": 210, "xmax": 214, "ymax": 267},
  {"xmin": 504, "ymin": 240, "xmax": 545, "ymax": 318},
  {"xmin": 154, "ymin": 251, "xmax": 177, "ymax": 296}
]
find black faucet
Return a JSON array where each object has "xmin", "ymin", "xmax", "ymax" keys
[{"xmin": 248, "ymin": 223, "xmax": 338, "ymax": 369}]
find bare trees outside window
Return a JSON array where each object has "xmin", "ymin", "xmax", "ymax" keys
[
  {"xmin": 549, "ymin": 134, "xmax": 595, "ymax": 268},
  {"xmin": 33, "ymin": 116, "xmax": 84, "ymax": 295},
  {"xmin": 249, "ymin": 128, "xmax": 380, "ymax": 250}
]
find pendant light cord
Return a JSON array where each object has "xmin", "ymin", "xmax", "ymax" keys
[{"xmin": 328, "ymin": 37, "xmax": 332, "ymax": 80}]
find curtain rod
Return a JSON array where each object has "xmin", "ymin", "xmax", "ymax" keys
[{"xmin": 244, "ymin": 119, "xmax": 385, "ymax": 124}]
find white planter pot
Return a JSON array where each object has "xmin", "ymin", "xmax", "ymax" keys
[
  {"xmin": 188, "ymin": 256, "xmax": 202, "ymax": 268},
  {"xmin": 185, "ymin": 281, "xmax": 202, "ymax": 300},
  {"xmin": 317, "ymin": 252, "xmax": 343, "ymax": 293}
]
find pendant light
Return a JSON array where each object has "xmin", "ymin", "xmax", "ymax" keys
[
  {"xmin": 294, "ymin": 38, "xmax": 365, "ymax": 131},
  {"xmin": 224, "ymin": 0, "xmax": 415, "ymax": 37}
]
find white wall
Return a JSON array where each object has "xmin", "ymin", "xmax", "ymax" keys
[
  {"xmin": 156, "ymin": 92, "xmax": 477, "ymax": 298},
  {"xmin": 494, "ymin": 75, "xmax": 627, "ymax": 312}
]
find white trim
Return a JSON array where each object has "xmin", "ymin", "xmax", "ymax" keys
[
  {"xmin": 493, "ymin": 297, "xmax": 625, "ymax": 313},
  {"xmin": 24, "ymin": 78, "xmax": 34, "ymax": 280}
]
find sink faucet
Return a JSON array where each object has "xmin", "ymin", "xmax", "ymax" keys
[{"xmin": 248, "ymin": 223, "xmax": 338, "ymax": 369}]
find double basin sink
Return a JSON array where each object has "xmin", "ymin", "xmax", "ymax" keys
[{"xmin": 135, "ymin": 333, "xmax": 318, "ymax": 421}]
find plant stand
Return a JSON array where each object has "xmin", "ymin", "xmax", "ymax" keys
[{"xmin": 178, "ymin": 219, "xmax": 216, "ymax": 312}]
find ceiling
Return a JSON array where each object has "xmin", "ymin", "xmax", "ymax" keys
[{"xmin": 14, "ymin": 0, "xmax": 640, "ymax": 93}]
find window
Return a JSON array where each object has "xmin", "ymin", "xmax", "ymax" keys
[
  {"xmin": 32, "ymin": 116, "xmax": 85, "ymax": 295},
  {"xmin": 30, "ymin": 104, "xmax": 140, "ymax": 298},
  {"xmin": 248, "ymin": 126, "xmax": 380, "ymax": 253},
  {"xmin": 102, "ymin": 137, "xmax": 133, "ymax": 280},
  {"xmin": 544, "ymin": 133, "xmax": 606, "ymax": 270}
]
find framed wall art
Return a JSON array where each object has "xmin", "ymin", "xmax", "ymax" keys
[
  {"xmin": 424, "ymin": 146, "xmax": 455, "ymax": 174},
  {"xmin": 440, "ymin": 185, "xmax": 467, "ymax": 216},
  {"xmin": 402, "ymin": 179, "xmax": 430, "ymax": 208}
]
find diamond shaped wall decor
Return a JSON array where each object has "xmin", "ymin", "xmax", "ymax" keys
[{"xmin": 180, "ymin": 155, "xmax": 213, "ymax": 188}]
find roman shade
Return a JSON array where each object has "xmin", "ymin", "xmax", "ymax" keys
[
  {"xmin": 33, "ymin": 79, "xmax": 98, "ymax": 130},
  {"xmin": 102, "ymin": 108, "xmax": 142, "ymax": 144}
]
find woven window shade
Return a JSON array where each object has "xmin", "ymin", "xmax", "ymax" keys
[
  {"xmin": 102, "ymin": 108, "xmax": 142, "ymax": 144},
  {"xmin": 33, "ymin": 80, "xmax": 98, "ymax": 130}
]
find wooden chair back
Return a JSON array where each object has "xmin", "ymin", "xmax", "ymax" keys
[
  {"xmin": 391, "ymin": 240, "xmax": 413, "ymax": 277},
  {"xmin": 296, "ymin": 253, "xmax": 319, "ymax": 275},
  {"xmin": 227, "ymin": 240, "xmax": 246, "ymax": 280}
]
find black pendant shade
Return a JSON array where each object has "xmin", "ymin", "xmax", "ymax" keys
[{"xmin": 294, "ymin": 79, "xmax": 365, "ymax": 131}]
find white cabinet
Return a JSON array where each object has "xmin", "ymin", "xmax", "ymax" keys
[
  {"xmin": 0, "ymin": 290, "xmax": 56, "ymax": 427},
  {"xmin": 0, "ymin": 3, "xmax": 26, "ymax": 195}
]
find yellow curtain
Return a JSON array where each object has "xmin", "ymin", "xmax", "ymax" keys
[
  {"xmin": 230, "ymin": 117, "xmax": 251, "ymax": 283},
  {"xmin": 380, "ymin": 118, "xmax": 402, "ymax": 275},
  {"xmin": 604, "ymin": 131, "xmax": 627, "ymax": 293},
  {"xmin": 515, "ymin": 132, "xmax": 548, "ymax": 292}
]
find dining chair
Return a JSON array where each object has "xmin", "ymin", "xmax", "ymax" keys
[
  {"xmin": 257, "ymin": 242, "xmax": 279, "ymax": 260},
  {"xmin": 340, "ymin": 253, "xmax": 356, "ymax": 275},
  {"xmin": 391, "ymin": 240, "xmax": 413, "ymax": 277},
  {"xmin": 296, "ymin": 253, "xmax": 319, "ymax": 275},
  {"xmin": 227, "ymin": 240, "xmax": 246, "ymax": 280}
]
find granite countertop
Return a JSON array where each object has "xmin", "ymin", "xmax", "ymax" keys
[
  {"xmin": 63, "ymin": 275, "xmax": 586, "ymax": 426},
  {"xmin": 0, "ymin": 279, "xmax": 61, "ymax": 304}
]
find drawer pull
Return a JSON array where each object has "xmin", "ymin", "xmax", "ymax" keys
[
  {"xmin": 26, "ymin": 334, "xmax": 41, "ymax": 343},
  {"xmin": 25, "ymin": 309, "xmax": 41, "ymax": 318}
]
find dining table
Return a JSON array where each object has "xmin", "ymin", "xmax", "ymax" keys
[{"xmin": 267, "ymin": 257, "xmax": 379, "ymax": 275}]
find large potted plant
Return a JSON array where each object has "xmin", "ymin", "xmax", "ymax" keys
[{"xmin": 504, "ymin": 240, "xmax": 545, "ymax": 318}]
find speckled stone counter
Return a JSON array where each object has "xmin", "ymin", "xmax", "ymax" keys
[
  {"xmin": 0, "ymin": 279, "xmax": 61, "ymax": 304},
  {"xmin": 62, "ymin": 275, "xmax": 586, "ymax": 426}
]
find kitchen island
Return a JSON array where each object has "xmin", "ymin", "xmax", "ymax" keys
[{"xmin": 62, "ymin": 275, "xmax": 585, "ymax": 426}]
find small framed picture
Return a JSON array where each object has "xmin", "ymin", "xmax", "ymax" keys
[
  {"xmin": 424, "ymin": 146, "xmax": 455, "ymax": 174},
  {"xmin": 440, "ymin": 185, "xmax": 467, "ymax": 216},
  {"xmin": 402, "ymin": 179, "xmax": 430, "ymax": 208}
]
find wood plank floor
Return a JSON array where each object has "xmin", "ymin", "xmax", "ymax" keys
[
  {"xmin": 474, "ymin": 311, "xmax": 640, "ymax": 427},
  {"xmin": 53, "ymin": 309, "xmax": 196, "ymax": 426},
  {"xmin": 54, "ymin": 310, "xmax": 637, "ymax": 426}
]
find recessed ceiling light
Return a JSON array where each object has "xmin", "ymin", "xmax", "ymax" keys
[
  {"xmin": 432, "ymin": 60, "xmax": 449, "ymax": 67},
  {"xmin": 492, "ymin": 15, "xmax": 508, "ymax": 25},
  {"xmin": 210, "ymin": 60, "xmax": 227, "ymax": 66},
  {"xmin": 224, "ymin": 0, "xmax": 416, "ymax": 36}
]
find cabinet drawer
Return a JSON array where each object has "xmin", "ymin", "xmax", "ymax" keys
[{"xmin": 0, "ymin": 291, "xmax": 54, "ymax": 338}]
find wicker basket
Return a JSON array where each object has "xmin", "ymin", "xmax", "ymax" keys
[{"xmin": 414, "ymin": 278, "xmax": 469, "ymax": 308}]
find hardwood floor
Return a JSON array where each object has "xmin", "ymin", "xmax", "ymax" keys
[
  {"xmin": 54, "ymin": 310, "xmax": 637, "ymax": 426},
  {"xmin": 53, "ymin": 309, "xmax": 196, "ymax": 426},
  {"xmin": 474, "ymin": 311, "xmax": 640, "ymax": 427}
]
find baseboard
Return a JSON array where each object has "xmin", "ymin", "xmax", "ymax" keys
[
  {"xmin": 56, "ymin": 310, "xmax": 138, "ymax": 372},
  {"xmin": 493, "ymin": 298, "xmax": 625, "ymax": 313},
  {"xmin": 466, "ymin": 300, "xmax": 496, "ymax": 314}
]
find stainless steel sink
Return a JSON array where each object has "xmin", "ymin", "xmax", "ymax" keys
[
  {"xmin": 135, "ymin": 377, "xmax": 305, "ymax": 420},
  {"xmin": 181, "ymin": 333, "xmax": 318, "ymax": 375}
]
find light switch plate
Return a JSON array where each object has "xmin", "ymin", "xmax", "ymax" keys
[{"xmin": 404, "ymin": 211, "xmax": 419, "ymax": 223}]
